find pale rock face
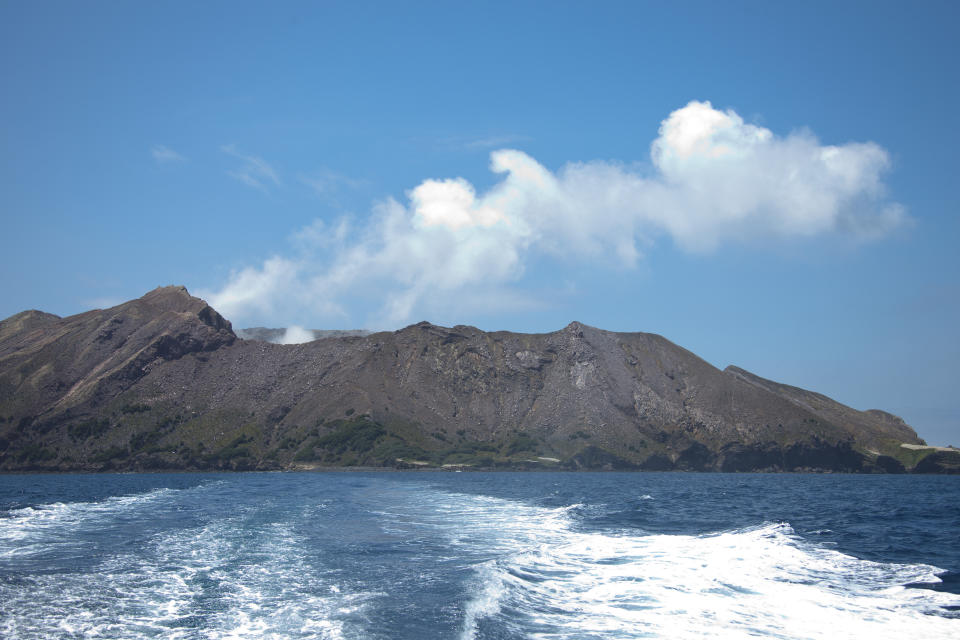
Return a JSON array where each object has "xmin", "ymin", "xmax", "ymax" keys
[
  {"xmin": 571, "ymin": 362, "xmax": 596, "ymax": 390},
  {"xmin": 515, "ymin": 350, "xmax": 541, "ymax": 369}
]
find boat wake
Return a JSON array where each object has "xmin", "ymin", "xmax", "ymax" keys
[
  {"xmin": 449, "ymin": 494, "xmax": 958, "ymax": 639},
  {"xmin": 0, "ymin": 478, "xmax": 956, "ymax": 639},
  {"xmin": 0, "ymin": 483, "xmax": 375, "ymax": 639}
]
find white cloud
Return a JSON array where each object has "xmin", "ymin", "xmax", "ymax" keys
[
  {"xmin": 201, "ymin": 101, "xmax": 906, "ymax": 328},
  {"xmin": 410, "ymin": 178, "xmax": 507, "ymax": 230},
  {"xmin": 204, "ymin": 256, "xmax": 301, "ymax": 320},
  {"xmin": 279, "ymin": 326, "xmax": 315, "ymax": 344},
  {"xmin": 641, "ymin": 102, "xmax": 904, "ymax": 250},
  {"xmin": 300, "ymin": 168, "xmax": 367, "ymax": 199},
  {"xmin": 453, "ymin": 134, "xmax": 534, "ymax": 150},
  {"xmin": 82, "ymin": 296, "xmax": 124, "ymax": 310},
  {"xmin": 222, "ymin": 144, "xmax": 281, "ymax": 191},
  {"xmin": 151, "ymin": 144, "xmax": 185, "ymax": 164}
]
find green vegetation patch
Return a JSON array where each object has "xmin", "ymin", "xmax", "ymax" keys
[
  {"xmin": 120, "ymin": 403, "xmax": 151, "ymax": 414},
  {"xmin": 16, "ymin": 444, "xmax": 56, "ymax": 463},
  {"xmin": 292, "ymin": 417, "xmax": 434, "ymax": 467},
  {"xmin": 91, "ymin": 446, "xmax": 128, "ymax": 463},
  {"xmin": 315, "ymin": 419, "xmax": 386, "ymax": 453},
  {"xmin": 505, "ymin": 432, "xmax": 538, "ymax": 456},
  {"xmin": 209, "ymin": 434, "xmax": 254, "ymax": 462},
  {"xmin": 68, "ymin": 418, "xmax": 110, "ymax": 441},
  {"xmin": 447, "ymin": 441, "xmax": 498, "ymax": 455},
  {"xmin": 873, "ymin": 439, "xmax": 943, "ymax": 470}
]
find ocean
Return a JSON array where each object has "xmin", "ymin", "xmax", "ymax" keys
[{"xmin": 1, "ymin": 471, "xmax": 957, "ymax": 639}]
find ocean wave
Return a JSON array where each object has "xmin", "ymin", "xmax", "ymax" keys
[
  {"xmin": 2, "ymin": 477, "xmax": 956, "ymax": 639},
  {"xmin": 451, "ymin": 496, "xmax": 959, "ymax": 639},
  {"xmin": 0, "ymin": 502, "xmax": 375, "ymax": 639},
  {"xmin": 0, "ymin": 486, "xmax": 194, "ymax": 557}
]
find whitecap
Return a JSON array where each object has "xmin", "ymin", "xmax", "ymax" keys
[
  {"xmin": 0, "ymin": 488, "xmax": 183, "ymax": 556},
  {"xmin": 0, "ymin": 489, "xmax": 375, "ymax": 639},
  {"xmin": 447, "ymin": 496, "xmax": 959, "ymax": 640}
]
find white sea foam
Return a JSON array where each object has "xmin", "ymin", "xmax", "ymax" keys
[
  {"xmin": 2, "ymin": 482, "xmax": 957, "ymax": 639},
  {"xmin": 0, "ymin": 487, "xmax": 180, "ymax": 555},
  {"xmin": 0, "ymin": 490, "xmax": 372, "ymax": 639},
  {"xmin": 460, "ymin": 560, "xmax": 507, "ymax": 640},
  {"xmin": 447, "ymin": 494, "xmax": 959, "ymax": 640}
]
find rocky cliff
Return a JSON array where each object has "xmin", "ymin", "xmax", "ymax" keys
[{"xmin": 1, "ymin": 286, "xmax": 955, "ymax": 473}]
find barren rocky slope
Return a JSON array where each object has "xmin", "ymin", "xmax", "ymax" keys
[{"xmin": 1, "ymin": 286, "xmax": 955, "ymax": 473}]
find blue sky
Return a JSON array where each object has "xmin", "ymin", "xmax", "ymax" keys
[{"xmin": 2, "ymin": 1, "xmax": 958, "ymax": 444}]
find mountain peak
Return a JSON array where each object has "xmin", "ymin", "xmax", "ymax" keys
[
  {"xmin": 133, "ymin": 286, "xmax": 232, "ymax": 334},
  {"xmin": 0, "ymin": 309, "xmax": 62, "ymax": 342},
  {"xmin": 139, "ymin": 285, "xmax": 195, "ymax": 308}
]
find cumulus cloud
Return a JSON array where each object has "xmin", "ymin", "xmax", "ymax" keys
[
  {"xmin": 202, "ymin": 101, "xmax": 906, "ymax": 328},
  {"xmin": 222, "ymin": 144, "xmax": 281, "ymax": 191},
  {"xmin": 642, "ymin": 101, "xmax": 904, "ymax": 249},
  {"xmin": 151, "ymin": 144, "xmax": 185, "ymax": 164}
]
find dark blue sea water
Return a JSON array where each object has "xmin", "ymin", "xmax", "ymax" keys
[{"xmin": 1, "ymin": 472, "xmax": 958, "ymax": 639}]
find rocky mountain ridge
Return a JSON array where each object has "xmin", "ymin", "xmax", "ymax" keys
[{"xmin": 1, "ymin": 286, "xmax": 956, "ymax": 473}]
